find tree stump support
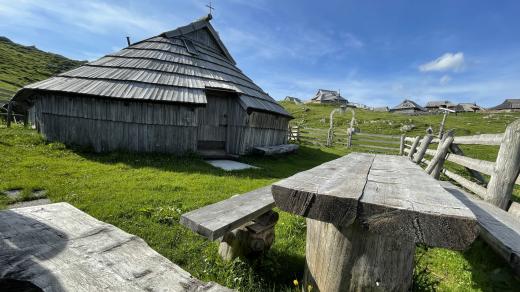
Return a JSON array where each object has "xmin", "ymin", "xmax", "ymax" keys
[{"xmin": 218, "ymin": 211, "xmax": 279, "ymax": 260}]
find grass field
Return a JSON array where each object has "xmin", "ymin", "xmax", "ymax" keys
[
  {"xmin": 1, "ymin": 105, "xmax": 520, "ymax": 290},
  {"xmin": 0, "ymin": 37, "xmax": 83, "ymax": 103}
]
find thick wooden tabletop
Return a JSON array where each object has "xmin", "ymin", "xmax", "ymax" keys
[{"xmin": 272, "ymin": 153, "xmax": 479, "ymax": 249}]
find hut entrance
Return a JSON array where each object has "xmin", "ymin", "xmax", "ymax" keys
[{"xmin": 197, "ymin": 90, "xmax": 233, "ymax": 157}]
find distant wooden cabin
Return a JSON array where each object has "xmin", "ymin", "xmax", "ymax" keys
[
  {"xmin": 489, "ymin": 99, "xmax": 520, "ymax": 112},
  {"xmin": 390, "ymin": 99, "xmax": 426, "ymax": 114},
  {"xmin": 310, "ymin": 89, "xmax": 348, "ymax": 104},
  {"xmin": 284, "ymin": 96, "xmax": 302, "ymax": 104},
  {"xmin": 425, "ymin": 100, "xmax": 457, "ymax": 112},
  {"xmin": 455, "ymin": 103, "xmax": 484, "ymax": 112},
  {"xmin": 373, "ymin": 106, "xmax": 389, "ymax": 112},
  {"xmin": 8, "ymin": 15, "xmax": 291, "ymax": 156}
]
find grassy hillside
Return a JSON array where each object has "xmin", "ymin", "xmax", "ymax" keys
[{"xmin": 0, "ymin": 36, "xmax": 84, "ymax": 103}]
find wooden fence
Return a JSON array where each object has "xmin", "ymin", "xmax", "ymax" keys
[
  {"xmin": 402, "ymin": 119, "xmax": 520, "ymax": 210},
  {"xmin": 287, "ymin": 125, "xmax": 401, "ymax": 153}
]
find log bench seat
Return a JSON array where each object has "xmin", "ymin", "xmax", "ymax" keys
[
  {"xmin": 440, "ymin": 181, "xmax": 520, "ymax": 275},
  {"xmin": 252, "ymin": 144, "xmax": 299, "ymax": 156},
  {"xmin": 180, "ymin": 186, "xmax": 278, "ymax": 260},
  {"xmin": 0, "ymin": 203, "xmax": 231, "ymax": 292}
]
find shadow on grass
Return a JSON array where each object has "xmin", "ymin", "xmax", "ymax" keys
[
  {"xmin": 462, "ymin": 239, "xmax": 520, "ymax": 291},
  {"xmin": 70, "ymin": 145, "xmax": 343, "ymax": 180}
]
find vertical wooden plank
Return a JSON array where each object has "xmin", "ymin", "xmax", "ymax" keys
[
  {"xmin": 414, "ymin": 135, "xmax": 434, "ymax": 163},
  {"xmin": 486, "ymin": 119, "xmax": 520, "ymax": 209},
  {"xmin": 399, "ymin": 134, "xmax": 405, "ymax": 155},
  {"xmin": 407, "ymin": 136, "xmax": 421, "ymax": 160},
  {"xmin": 426, "ymin": 136, "xmax": 454, "ymax": 177}
]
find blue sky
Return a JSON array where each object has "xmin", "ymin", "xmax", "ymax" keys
[{"xmin": 1, "ymin": 0, "xmax": 519, "ymax": 107}]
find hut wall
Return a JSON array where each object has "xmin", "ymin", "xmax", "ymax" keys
[
  {"xmin": 239, "ymin": 111, "xmax": 289, "ymax": 155},
  {"xmin": 34, "ymin": 94, "xmax": 198, "ymax": 153}
]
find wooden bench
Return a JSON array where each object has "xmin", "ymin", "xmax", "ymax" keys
[
  {"xmin": 180, "ymin": 186, "xmax": 278, "ymax": 260},
  {"xmin": 0, "ymin": 202, "xmax": 232, "ymax": 291},
  {"xmin": 402, "ymin": 119, "xmax": 520, "ymax": 275}
]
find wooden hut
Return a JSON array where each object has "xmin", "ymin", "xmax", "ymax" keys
[
  {"xmin": 390, "ymin": 99, "xmax": 426, "ymax": 114},
  {"xmin": 309, "ymin": 89, "xmax": 348, "ymax": 104},
  {"xmin": 425, "ymin": 100, "xmax": 457, "ymax": 112},
  {"xmin": 8, "ymin": 15, "xmax": 291, "ymax": 157},
  {"xmin": 455, "ymin": 103, "xmax": 484, "ymax": 112},
  {"xmin": 489, "ymin": 99, "xmax": 520, "ymax": 112}
]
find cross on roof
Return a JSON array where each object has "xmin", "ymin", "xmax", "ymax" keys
[{"xmin": 206, "ymin": 1, "xmax": 215, "ymax": 15}]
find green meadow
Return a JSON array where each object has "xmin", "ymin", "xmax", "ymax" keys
[{"xmin": 1, "ymin": 103, "xmax": 519, "ymax": 291}]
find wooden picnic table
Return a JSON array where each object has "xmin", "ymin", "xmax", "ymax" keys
[{"xmin": 272, "ymin": 153, "xmax": 479, "ymax": 292}]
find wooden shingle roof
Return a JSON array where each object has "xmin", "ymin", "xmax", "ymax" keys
[
  {"xmin": 11, "ymin": 15, "xmax": 290, "ymax": 117},
  {"xmin": 490, "ymin": 99, "xmax": 520, "ymax": 110}
]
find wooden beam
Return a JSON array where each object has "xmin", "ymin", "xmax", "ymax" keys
[
  {"xmin": 399, "ymin": 134, "xmax": 405, "ymax": 156},
  {"xmin": 355, "ymin": 132, "xmax": 401, "ymax": 139},
  {"xmin": 357, "ymin": 144, "xmax": 399, "ymax": 151},
  {"xmin": 431, "ymin": 130, "xmax": 455, "ymax": 179},
  {"xmin": 413, "ymin": 135, "xmax": 434, "ymax": 163},
  {"xmin": 425, "ymin": 136, "xmax": 454, "ymax": 176},
  {"xmin": 454, "ymin": 134, "xmax": 504, "ymax": 146},
  {"xmin": 443, "ymin": 169, "xmax": 487, "ymax": 199},
  {"xmin": 445, "ymin": 153, "xmax": 495, "ymax": 176},
  {"xmin": 450, "ymin": 143, "xmax": 487, "ymax": 185},
  {"xmin": 407, "ymin": 136, "xmax": 421, "ymax": 160},
  {"xmin": 353, "ymin": 139, "xmax": 401, "ymax": 145},
  {"xmin": 486, "ymin": 119, "xmax": 520, "ymax": 209}
]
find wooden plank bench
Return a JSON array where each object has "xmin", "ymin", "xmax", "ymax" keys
[
  {"xmin": 401, "ymin": 118, "xmax": 520, "ymax": 275},
  {"xmin": 180, "ymin": 186, "xmax": 278, "ymax": 260},
  {"xmin": 253, "ymin": 144, "xmax": 299, "ymax": 156},
  {"xmin": 0, "ymin": 202, "xmax": 232, "ymax": 291}
]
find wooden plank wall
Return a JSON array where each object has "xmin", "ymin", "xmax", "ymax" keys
[
  {"xmin": 33, "ymin": 93, "xmax": 289, "ymax": 155},
  {"xmin": 35, "ymin": 93, "xmax": 198, "ymax": 153}
]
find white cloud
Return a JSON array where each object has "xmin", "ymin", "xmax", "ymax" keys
[
  {"xmin": 439, "ymin": 75, "xmax": 451, "ymax": 85},
  {"xmin": 419, "ymin": 52, "xmax": 465, "ymax": 72}
]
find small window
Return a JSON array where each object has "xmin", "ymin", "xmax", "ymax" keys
[{"xmin": 183, "ymin": 39, "xmax": 199, "ymax": 55}]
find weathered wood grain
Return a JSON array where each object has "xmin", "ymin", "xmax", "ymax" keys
[
  {"xmin": 361, "ymin": 155, "xmax": 478, "ymax": 249},
  {"xmin": 486, "ymin": 119, "xmax": 520, "ymax": 209},
  {"xmin": 399, "ymin": 134, "xmax": 405, "ymax": 155},
  {"xmin": 442, "ymin": 169, "xmax": 487, "ymax": 199},
  {"xmin": 180, "ymin": 186, "xmax": 274, "ymax": 241},
  {"xmin": 413, "ymin": 135, "xmax": 434, "ymax": 163},
  {"xmin": 445, "ymin": 153, "xmax": 495, "ymax": 176},
  {"xmin": 454, "ymin": 133, "xmax": 504, "ymax": 145},
  {"xmin": 441, "ymin": 181, "xmax": 520, "ymax": 276},
  {"xmin": 357, "ymin": 144, "xmax": 399, "ymax": 151},
  {"xmin": 425, "ymin": 136, "xmax": 454, "ymax": 176},
  {"xmin": 272, "ymin": 153, "xmax": 375, "ymax": 227},
  {"xmin": 303, "ymin": 218, "xmax": 415, "ymax": 292},
  {"xmin": 508, "ymin": 202, "xmax": 520, "ymax": 221},
  {"xmin": 253, "ymin": 144, "xmax": 298, "ymax": 156},
  {"xmin": 0, "ymin": 203, "xmax": 232, "ymax": 291},
  {"xmin": 407, "ymin": 136, "xmax": 421, "ymax": 160}
]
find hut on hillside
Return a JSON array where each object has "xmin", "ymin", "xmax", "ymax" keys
[
  {"xmin": 7, "ymin": 15, "xmax": 291, "ymax": 156},
  {"xmin": 489, "ymin": 99, "xmax": 520, "ymax": 112},
  {"xmin": 390, "ymin": 99, "xmax": 426, "ymax": 114},
  {"xmin": 455, "ymin": 103, "xmax": 485, "ymax": 112},
  {"xmin": 373, "ymin": 106, "xmax": 389, "ymax": 112},
  {"xmin": 284, "ymin": 96, "xmax": 302, "ymax": 104},
  {"xmin": 309, "ymin": 89, "xmax": 348, "ymax": 104},
  {"xmin": 425, "ymin": 100, "xmax": 457, "ymax": 112}
]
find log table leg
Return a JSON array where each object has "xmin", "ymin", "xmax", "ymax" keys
[{"xmin": 304, "ymin": 219, "xmax": 415, "ymax": 292}]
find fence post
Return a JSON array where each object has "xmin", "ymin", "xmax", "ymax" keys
[
  {"xmin": 426, "ymin": 135, "xmax": 454, "ymax": 177},
  {"xmin": 347, "ymin": 129, "xmax": 353, "ymax": 148},
  {"xmin": 413, "ymin": 135, "xmax": 434, "ymax": 163},
  {"xmin": 485, "ymin": 119, "xmax": 520, "ymax": 209},
  {"xmin": 430, "ymin": 130, "xmax": 454, "ymax": 179},
  {"xmin": 438, "ymin": 112, "xmax": 448, "ymax": 139},
  {"xmin": 6, "ymin": 101, "xmax": 13, "ymax": 128},
  {"xmin": 399, "ymin": 134, "xmax": 405, "ymax": 155},
  {"xmin": 407, "ymin": 136, "xmax": 421, "ymax": 160}
]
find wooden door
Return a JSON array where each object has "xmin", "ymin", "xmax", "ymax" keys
[{"xmin": 197, "ymin": 95, "xmax": 228, "ymax": 151}]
